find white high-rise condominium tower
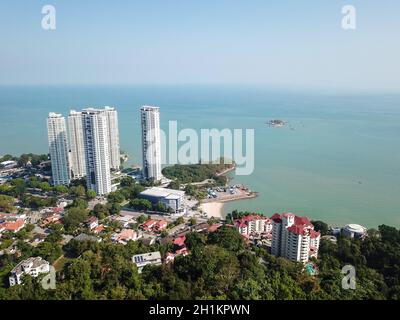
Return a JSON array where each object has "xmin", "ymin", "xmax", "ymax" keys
[
  {"xmin": 140, "ymin": 106, "xmax": 162, "ymax": 181},
  {"xmin": 82, "ymin": 108, "xmax": 112, "ymax": 195},
  {"xmin": 104, "ymin": 106, "xmax": 121, "ymax": 170},
  {"xmin": 68, "ymin": 110, "xmax": 86, "ymax": 179},
  {"xmin": 47, "ymin": 113, "xmax": 71, "ymax": 186}
]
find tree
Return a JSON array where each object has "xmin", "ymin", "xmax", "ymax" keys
[
  {"xmin": 70, "ymin": 198, "xmax": 88, "ymax": 209},
  {"xmin": 93, "ymin": 204, "xmax": 110, "ymax": 219},
  {"xmin": 54, "ymin": 185, "xmax": 68, "ymax": 194},
  {"xmin": 0, "ymin": 195, "xmax": 15, "ymax": 213},
  {"xmin": 107, "ymin": 191, "xmax": 125, "ymax": 204},
  {"xmin": 63, "ymin": 207, "xmax": 89, "ymax": 232},
  {"xmin": 311, "ymin": 220, "xmax": 329, "ymax": 236},
  {"xmin": 70, "ymin": 185, "xmax": 86, "ymax": 198},
  {"xmin": 175, "ymin": 216, "xmax": 185, "ymax": 225},
  {"xmin": 129, "ymin": 199, "xmax": 152, "ymax": 211},
  {"xmin": 208, "ymin": 226, "xmax": 245, "ymax": 253},
  {"xmin": 154, "ymin": 201, "xmax": 167, "ymax": 213},
  {"xmin": 136, "ymin": 214, "xmax": 147, "ymax": 224},
  {"xmin": 120, "ymin": 176, "xmax": 135, "ymax": 188},
  {"xmin": 86, "ymin": 189, "xmax": 97, "ymax": 200},
  {"xmin": 168, "ymin": 180, "xmax": 181, "ymax": 190}
]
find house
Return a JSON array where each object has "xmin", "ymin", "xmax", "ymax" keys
[
  {"xmin": 141, "ymin": 219, "xmax": 157, "ymax": 231},
  {"xmin": 115, "ymin": 215, "xmax": 135, "ymax": 228},
  {"xmin": 141, "ymin": 219, "xmax": 168, "ymax": 233},
  {"xmin": 41, "ymin": 213, "xmax": 62, "ymax": 227},
  {"xmin": 111, "ymin": 229, "xmax": 140, "ymax": 244},
  {"xmin": 132, "ymin": 251, "xmax": 162, "ymax": 273},
  {"xmin": 9, "ymin": 257, "xmax": 50, "ymax": 286},
  {"xmin": 85, "ymin": 216, "xmax": 99, "ymax": 230},
  {"xmin": 165, "ymin": 247, "xmax": 189, "ymax": 264},
  {"xmin": 153, "ymin": 220, "xmax": 168, "ymax": 232},
  {"xmin": 173, "ymin": 235, "xmax": 186, "ymax": 248},
  {"xmin": 0, "ymin": 219, "xmax": 25, "ymax": 233},
  {"xmin": 93, "ymin": 224, "xmax": 105, "ymax": 234}
]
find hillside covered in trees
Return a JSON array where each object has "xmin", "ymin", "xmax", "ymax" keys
[{"xmin": 0, "ymin": 223, "xmax": 399, "ymax": 300}]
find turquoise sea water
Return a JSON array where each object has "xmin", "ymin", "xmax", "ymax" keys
[{"xmin": 1, "ymin": 85, "xmax": 400, "ymax": 228}]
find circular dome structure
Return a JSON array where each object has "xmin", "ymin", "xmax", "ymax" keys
[{"xmin": 342, "ymin": 224, "xmax": 366, "ymax": 238}]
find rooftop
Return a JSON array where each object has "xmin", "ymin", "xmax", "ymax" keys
[
  {"xmin": 140, "ymin": 187, "xmax": 185, "ymax": 198},
  {"xmin": 11, "ymin": 257, "xmax": 49, "ymax": 275}
]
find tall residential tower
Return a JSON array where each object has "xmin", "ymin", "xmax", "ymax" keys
[
  {"xmin": 81, "ymin": 108, "xmax": 112, "ymax": 195},
  {"xmin": 104, "ymin": 106, "xmax": 121, "ymax": 170},
  {"xmin": 140, "ymin": 106, "xmax": 162, "ymax": 181},
  {"xmin": 68, "ymin": 110, "xmax": 86, "ymax": 179},
  {"xmin": 47, "ymin": 113, "xmax": 71, "ymax": 186}
]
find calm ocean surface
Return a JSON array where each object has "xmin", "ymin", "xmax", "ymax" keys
[{"xmin": 1, "ymin": 85, "xmax": 400, "ymax": 228}]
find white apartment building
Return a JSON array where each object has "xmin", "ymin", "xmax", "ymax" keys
[
  {"xmin": 68, "ymin": 110, "xmax": 87, "ymax": 179},
  {"xmin": 82, "ymin": 108, "xmax": 112, "ymax": 195},
  {"xmin": 9, "ymin": 257, "xmax": 50, "ymax": 286},
  {"xmin": 234, "ymin": 215, "xmax": 273, "ymax": 236},
  {"xmin": 47, "ymin": 113, "xmax": 71, "ymax": 186},
  {"xmin": 104, "ymin": 106, "xmax": 121, "ymax": 170},
  {"xmin": 140, "ymin": 106, "xmax": 162, "ymax": 181},
  {"xmin": 271, "ymin": 213, "xmax": 320, "ymax": 264}
]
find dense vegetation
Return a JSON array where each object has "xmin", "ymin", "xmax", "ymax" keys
[
  {"xmin": 162, "ymin": 161, "xmax": 234, "ymax": 184},
  {"xmin": 0, "ymin": 222, "xmax": 399, "ymax": 300}
]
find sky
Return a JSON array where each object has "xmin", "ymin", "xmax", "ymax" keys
[{"xmin": 0, "ymin": 0, "xmax": 399, "ymax": 91}]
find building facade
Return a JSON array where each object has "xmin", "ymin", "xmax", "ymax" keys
[
  {"xmin": 47, "ymin": 113, "xmax": 71, "ymax": 186},
  {"xmin": 68, "ymin": 110, "xmax": 87, "ymax": 179},
  {"xmin": 140, "ymin": 187, "xmax": 185, "ymax": 213},
  {"xmin": 140, "ymin": 106, "xmax": 162, "ymax": 181},
  {"xmin": 82, "ymin": 108, "xmax": 112, "ymax": 195},
  {"xmin": 9, "ymin": 257, "xmax": 50, "ymax": 286},
  {"xmin": 104, "ymin": 106, "xmax": 121, "ymax": 170},
  {"xmin": 271, "ymin": 213, "xmax": 320, "ymax": 264},
  {"xmin": 234, "ymin": 214, "xmax": 273, "ymax": 236}
]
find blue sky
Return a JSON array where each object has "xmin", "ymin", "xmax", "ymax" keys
[{"xmin": 0, "ymin": 0, "xmax": 399, "ymax": 91}]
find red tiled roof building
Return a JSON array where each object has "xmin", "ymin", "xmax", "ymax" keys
[{"xmin": 271, "ymin": 212, "xmax": 320, "ymax": 264}]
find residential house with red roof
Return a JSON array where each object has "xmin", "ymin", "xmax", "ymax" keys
[
  {"xmin": 234, "ymin": 214, "xmax": 272, "ymax": 237},
  {"xmin": 0, "ymin": 219, "xmax": 25, "ymax": 233}
]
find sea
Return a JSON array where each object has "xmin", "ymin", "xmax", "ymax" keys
[{"xmin": 1, "ymin": 85, "xmax": 400, "ymax": 228}]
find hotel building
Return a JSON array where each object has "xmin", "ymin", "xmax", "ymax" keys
[
  {"xmin": 271, "ymin": 212, "xmax": 320, "ymax": 264},
  {"xmin": 140, "ymin": 106, "xmax": 162, "ymax": 181},
  {"xmin": 47, "ymin": 113, "xmax": 71, "ymax": 186}
]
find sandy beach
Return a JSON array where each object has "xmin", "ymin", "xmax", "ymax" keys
[{"xmin": 199, "ymin": 202, "xmax": 225, "ymax": 219}]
